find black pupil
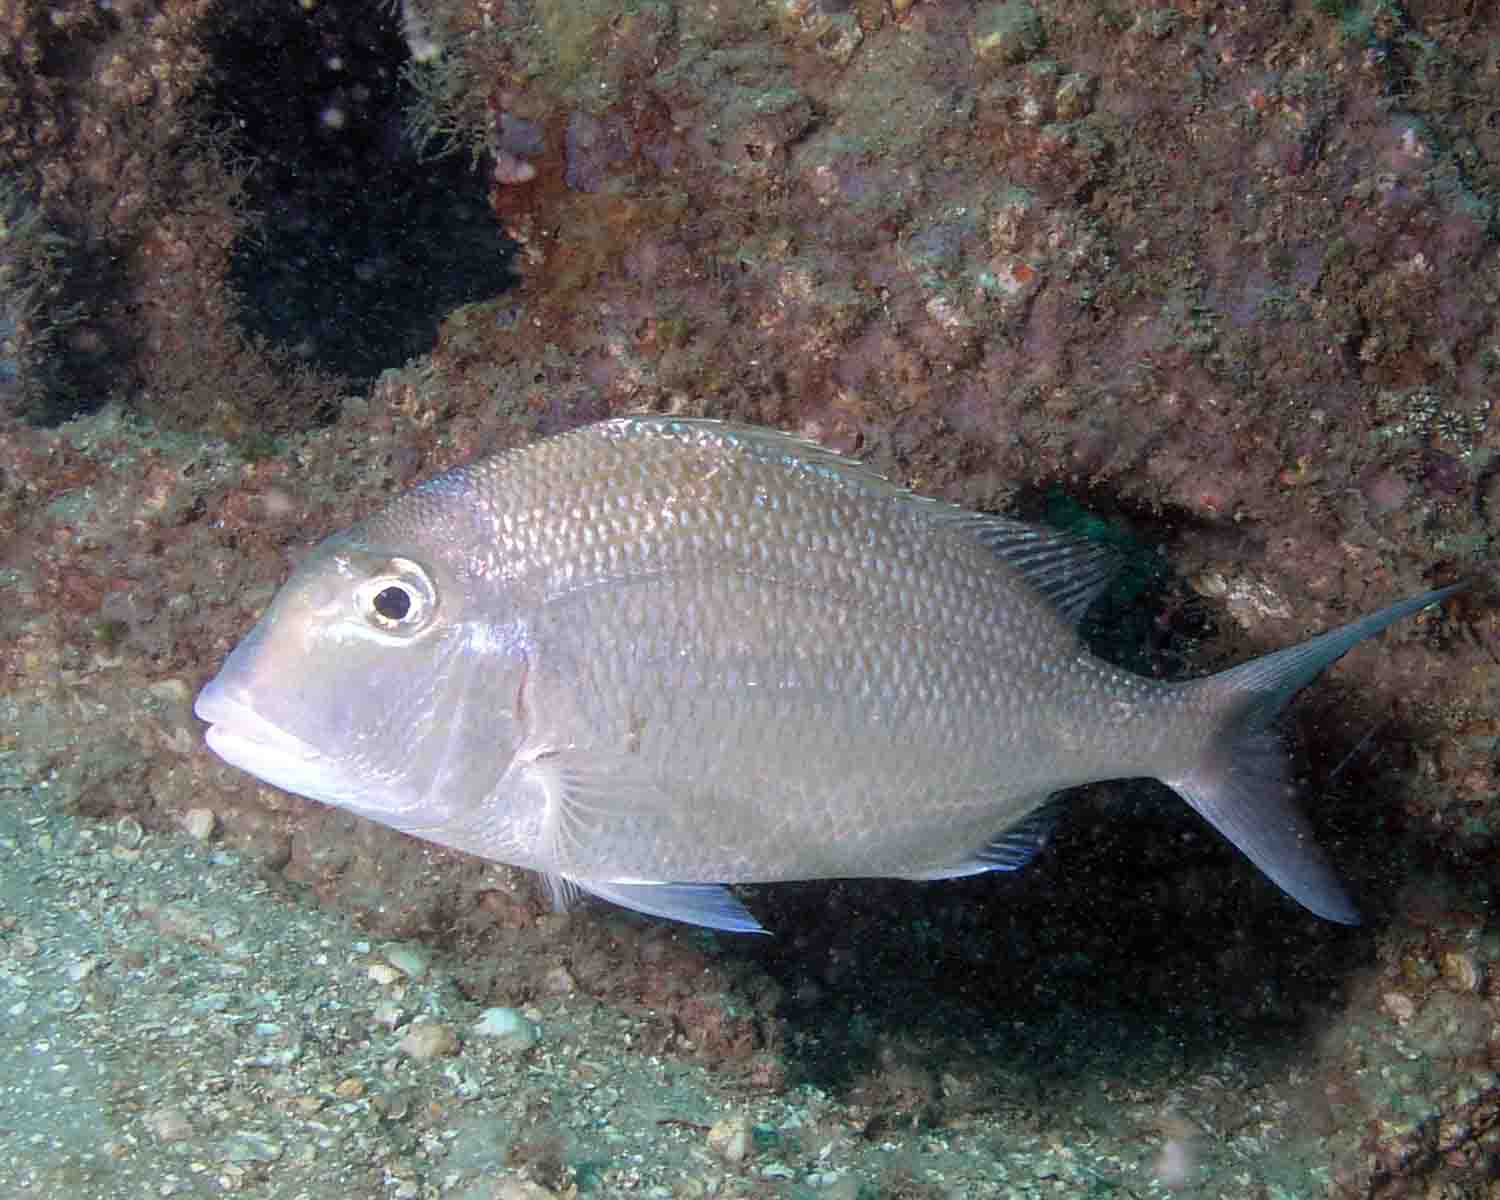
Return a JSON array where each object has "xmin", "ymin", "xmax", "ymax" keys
[{"xmin": 372, "ymin": 585, "xmax": 412, "ymax": 622}]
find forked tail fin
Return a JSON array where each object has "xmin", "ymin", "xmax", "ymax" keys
[{"xmin": 1163, "ymin": 585, "xmax": 1462, "ymax": 923}]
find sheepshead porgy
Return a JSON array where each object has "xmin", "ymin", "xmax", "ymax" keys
[{"xmin": 195, "ymin": 418, "xmax": 1456, "ymax": 932}]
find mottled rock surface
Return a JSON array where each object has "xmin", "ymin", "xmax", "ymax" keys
[{"xmin": 1, "ymin": 1, "xmax": 1498, "ymax": 1195}]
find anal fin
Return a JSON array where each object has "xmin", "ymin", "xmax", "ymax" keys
[
  {"xmin": 563, "ymin": 876, "xmax": 767, "ymax": 934},
  {"xmin": 898, "ymin": 801, "xmax": 1059, "ymax": 881}
]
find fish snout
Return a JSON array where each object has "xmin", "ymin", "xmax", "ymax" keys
[{"xmin": 195, "ymin": 675, "xmax": 323, "ymax": 775}]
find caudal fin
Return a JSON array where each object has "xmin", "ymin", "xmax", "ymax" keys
[{"xmin": 1164, "ymin": 585, "xmax": 1462, "ymax": 924}]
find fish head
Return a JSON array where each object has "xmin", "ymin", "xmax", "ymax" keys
[{"xmin": 195, "ymin": 527, "xmax": 529, "ymax": 833}]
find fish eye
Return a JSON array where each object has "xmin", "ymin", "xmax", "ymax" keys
[
  {"xmin": 355, "ymin": 558, "xmax": 435, "ymax": 636},
  {"xmin": 373, "ymin": 585, "xmax": 412, "ymax": 622}
]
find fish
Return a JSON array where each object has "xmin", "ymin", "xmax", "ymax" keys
[{"xmin": 194, "ymin": 417, "xmax": 1459, "ymax": 934}]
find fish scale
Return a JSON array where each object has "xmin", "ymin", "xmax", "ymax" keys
[{"xmin": 195, "ymin": 417, "xmax": 1461, "ymax": 934}]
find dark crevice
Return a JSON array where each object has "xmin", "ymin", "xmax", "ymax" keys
[{"xmin": 200, "ymin": 0, "xmax": 516, "ymax": 398}]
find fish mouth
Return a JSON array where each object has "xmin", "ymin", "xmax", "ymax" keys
[
  {"xmin": 195, "ymin": 681, "xmax": 319, "ymax": 764},
  {"xmin": 194, "ymin": 679, "xmax": 352, "ymax": 804}
]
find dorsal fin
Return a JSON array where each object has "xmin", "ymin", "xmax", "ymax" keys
[{"xmin": 934, "ymin": 512, "xmax": 1122, "ymax": 624}]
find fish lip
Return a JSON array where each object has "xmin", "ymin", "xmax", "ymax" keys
[
  {"xmin": 194, "ymin": 681, "xmax": 321, "ymax": 765},
  {"xmin": 195, "ymin": 679, "xmax": 373, "ymax": 811}
]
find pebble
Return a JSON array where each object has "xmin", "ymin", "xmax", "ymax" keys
[
  {"xmin": 383, "ymin": 944, "xmax": 430, "ymax": 979},
  {"xmin": 372, "ymin": 1086, "xmax": 416, "ymax": 1122},
  {"xmin": 972, "ymin": 0, "xmax": 1043, "ymax": 65},
  {"xmin": 145, "ymin": 1106, "xmax": 194, "ymax": 1143},
  {"xmin": 1381, "ymin": 990, "xmax": 1417, "ymax": 1023},
  {"xmin": 707, "ymin": 1115, "xmax": 751, "ymax": 1163},
  {"xmin": 473, "ymin": 1006, "xmax": 539, "ymax": 1054},
  {"xmin": 810, "ymin": 14, "xmax": 863, "ymax": 67},
  {"xmin": 182, "ymin": 808, "xmax": 217, "ymax": 841},
  {"xmin": 493, "ymin": 149, "xmax": 537, "ymax": 185},
  {"xmin": 367, "ymin": 962, "xmax": 402, "ymax": 987},
  {"xmin": 398, "ymin": 1021, "xmax": 458, "ymax": 1060},
  {"xmin": 1055, "ymin": 72, "xmax": 1096, "ymax": 120},
  {"xmin": 1440, "ymin": 950, "xmax": 1483, "ymax": 993}
]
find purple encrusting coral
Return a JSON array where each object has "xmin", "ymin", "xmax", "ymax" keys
[
  {"xmin": 563, "ymin": 111, "xmax": 633, "ymax": 194},
  {"xmin": 0, "ymin": 0, "xmax": 1498, "ymax": 1195}
]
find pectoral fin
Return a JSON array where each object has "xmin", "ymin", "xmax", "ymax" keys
[
  {"xmin": 523, "ymin": 750, "xmax": 768, "ymax": 933},
  {"xmin": 522, "ymin": 747, "xmax": 677, "ymax": 866}
]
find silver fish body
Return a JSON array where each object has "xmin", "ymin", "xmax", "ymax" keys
[{"xmin": 195, "ymin": 418, "xmax": 1456, "ymax": 932}]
